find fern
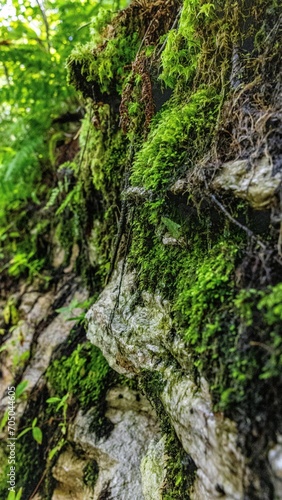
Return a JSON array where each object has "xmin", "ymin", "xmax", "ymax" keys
[{"xmin": 44, "ymin": 186, "xmax": 61, "ymax": 210}]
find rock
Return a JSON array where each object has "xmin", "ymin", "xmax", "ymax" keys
[
  {"xmin": 162, "ymin": 371, "xmax": 249, "ymax": 500},
  {"xmin": 212, "ymin": 157, "xmax": 281, "ymax": 209},
  {"xmin": 68, "ymin": 385, "xmax": 160, "ymax": 500},
  {"xmin": 86, "ymin": 266, "xmax": 172, "ymax": 375},
  {"xmin": 52, "ymin": 448, "xmax": 94, "ymax": 500},
  {"xmin": 268, "ymin": 436, "xmax": 282, "ymax": 500},
  {"xmin": 141, "ymin": 437, "xmax": 167, "ymax": 500},
  {"xmin": 86, "ymin": 264, "xmax": 256, "ymax": 498},
  {"xmin": 0, "ymin": 277, "xmax": 88, "ymax": 424}
]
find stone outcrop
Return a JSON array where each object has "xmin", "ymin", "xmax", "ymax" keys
[
  {"xmin": 53, "ymin": 386, "xmax": 159, "ymax": 500},
  {"xmin": 86, "ymin": 265, "xmax": 253, "ymax": 499}
]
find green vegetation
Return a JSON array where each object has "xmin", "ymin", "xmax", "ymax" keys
[
  {"xmin": 46, "ymin": 342, "xmax": 111, "ymax": 413},
  {"xmin": 0, "ymin": 0, "xmax": 129, "ymax": 284},
  {"xmin": 131, "ymin": 87, "xmax": 220, "ymax": 193},
  {"xmin": 83, "ymin": 460, "xmax": 99, "ymax": 488}
]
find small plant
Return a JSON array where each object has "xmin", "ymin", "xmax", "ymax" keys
[
  {"xmin": 48, "ymin": 438, "xmax": 66, "ymax": 462},
  {"xmin": 7, "ymin": 488, "xmax": 22, "ymax": 500},
  {"xmin": 46, "ymin": 392, "xmax": 69, "ymax": 436},
  {"xmin": 17, "ymin": 418, "xmax": 43, "ymax": 445},
  {"xmin": 56, "ymin": 297, "xmax": 93, "ymax": 322}
]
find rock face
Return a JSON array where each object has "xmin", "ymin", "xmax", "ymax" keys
[
  {"xmin": 54, "ymin": 386, "xmax": 160, "ymax": 500},
  {"xmin": 1, "ymin": 1, "xmax": 281, "ymax": 499},
  {"xmin": 0, "ymin": 276, "xmax": 88, "ymax": 421},
  {"xmin": 86, "ymin": 266, "xmax": 172, "ymax": 375},
  {"xmin": 0, "ymin": 277, "xmax": 161, "ymax": 500},
  {"xmin": 212, "ymin": 157, "xmax": 281, "ymax": 209},
  {"xmin": 86, "ymin": 265, "xmax": 254, "ymax": 499}
]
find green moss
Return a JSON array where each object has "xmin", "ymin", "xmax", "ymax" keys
[
  {"xmin": 232, "ymin": 284, "xmax": 282, "ymax": 382},
  {"xmin": 176, "ymin": 240, "xmax": 238, "ymax": 350},
  {"xmin": 77, "ymin": 104, "xmax": 129, "ymax": 280},
  {"xmin": 46, "ymin": 342, "xmax": 111, "ymax": 412},
  {"xmin": 67, "ymin": 11, "xmax": 140, "ymax": 98},
  {"xmin": 160, "ymin": 0, "xmax": 201, "ymax": 89},
  {"xmin": 83, "ymin": 459, "xmax": 99, "ymax": 488},
  {"xmin": 131, "ymin": 87, "xmax": 220, "ymax": 193}
]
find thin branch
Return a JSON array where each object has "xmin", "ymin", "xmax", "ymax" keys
[
  {"xmin": 209, "ymin": 193, "xmax": 266, "ymax": 250},
  {"xmin": 2, "ymin": 62, "xmax": 10, "ymax": 86},
  {"xmin": 35, "ymin": 0, "xmax": 50, "ymax": 52},
  {"xmin": 157, "ymin": 7, "xmax": 182, "ymax": 57}
]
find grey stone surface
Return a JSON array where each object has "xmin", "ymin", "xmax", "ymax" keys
[
  {"xmin": 0, "ymin": 277, "xmax": 88, "ymax": 425},
  {"xmin": 141, "ymin": 437, "xmax": 167, "ymax": 500},
  {"xmin": 269, "ymin": 436, "xmax": 282, "ymax": 500},
  {"xmin": 68, "ymin": 385, "xmax": 160, "ymax": 500},
  {"xmin": 86, "ymin": 264, "xmax": 256, "ymax": 499},
  {"xmin": 212, "ymin": 157, "xmax": 281, "ymax": 209}
]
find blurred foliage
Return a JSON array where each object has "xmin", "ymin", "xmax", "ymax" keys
[{"xmin": 0, "ymin": 0, "xmax": 128, "ymax": 281}]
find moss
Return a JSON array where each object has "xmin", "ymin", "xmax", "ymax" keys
[
  {"xmin": 45, "ymin": 342, "xmax": 112, "ymax": 413},
  {"xmin": 45, "ymin": 341, "xmax": 115, "ymax": 441},
  {"xmin": 232, "ymin": 284, "xmax": 282, "ymax": 382},
  {"xmin": 68, "ymin": 29, "xmax": 139, "ymax": 97},
  {"xmin": 4, "ymin": 385, "xmax": 58, "ymax": 500},
  {"xmin": 77, "ymin": 104, "xmax": 129, "ymax": 281},
  {"xmin": 45, "ymin": 340, "xmax": 138, "ymax": 438},
  {"xmin": 83, "ymin": 459, "xmax": 99, "ymax": 488},
  {"xmin": 131, "ymin": 87, "xmax": 220, "ymax": 193},
  {"xmin": 160, "ymin": 0, "xmax": 201, "ymax": 89},
  {"xmin": 11, "ymin": 0, "xmax": 279, "ymax": 495}
]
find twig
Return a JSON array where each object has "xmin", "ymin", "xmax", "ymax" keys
[
  {"xmin": 157, "ymin": 7, "xmax": 182, "ymax": 57},
  {"xmin": 29, "ymin": 469, "xmax": 47, "ymax": 499},
  {"xmin": 108, "ymin": 207, "xmax": 135, "ymax": 326},
  {"xmin": 35, "ymin": 0, "xmax": 50, "ymax": 52},
  {"xmin": 209, "ymin": 193, "xmax": 266, "ymax": 250},
  {"xmin": 105, "ymin": 142, "xmax": 135, "ymax": 285}
]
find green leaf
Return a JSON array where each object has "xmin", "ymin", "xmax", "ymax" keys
[
  {"xmin": 17, "ymin": 427, "xmax": 32, "ymax": 439},
  {"xmin": 15, "ymin": 380, "xmax": 29, "ymax": 399},
  {"xmin": 15, "ymin": 488, "xmax": 23, "ymax": 500},
  {"xmin": 0, "ymin": 410, "xmax": 9, "ymax": 431},
  {"xmin": 46, "ymin": 397, "xmax": 61, "ymax": 404},
  {"xmin": 32, "ymin": 417, "xmax": 38, "ymax": 428},
  {"xmin": 48, "ymin": 446, "xmax": 59, "ymax": 461},
  {"xmin": 32, "ymin": 426, "xmax": 43, "ymax": 444},
  {"xmin": 161, "ymin": 216, "xmax": 181, "ymax": 239},
  {"xmin": 7, "ymin": 488, "xmax": 23, "ymax": 500}
]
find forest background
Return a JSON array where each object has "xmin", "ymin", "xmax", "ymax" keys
[{"xmin": 0, "ymin": 0, "xmax": 127, "ymax": 283}]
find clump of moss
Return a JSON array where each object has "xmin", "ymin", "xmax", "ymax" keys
[
  {"xmin": 131, "ymin": 87, "xmax": 220, "ymax": 193},
  {"xmin": 83, "ymin": 459, "xmax": 99, "ymax": 488},
  {"xmin": 68, "ymin": 28, "xmax": 140, "ymax": 98},
  {"xmin": 46, "ymin": 342, "xmax": 111, "ymax": 412},
  {"xmin": 160, "ymin": 0, "xmax": 201, "ymax": 89}
]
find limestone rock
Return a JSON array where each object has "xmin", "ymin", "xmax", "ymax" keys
[
  {"xmin": 141, "ymin": 437, "xmax": 167, "ymax": 500},
  {"xmin": 68, "ymin": 385, "xmax": 160, "ymax": 500},
  {"xmin": 212, "ymin": 157, "xmax": 281, "ymax": 209},
  {"xmin": 86, "ymin": 267, "xmax": 172, "ymax": 375},
  {"xmin": 86, "ymin": 264, "xmax": 256, "ymax": 499},
  {"xmin": 52, "ymin": 448, "xmax": 94, "ymax": 500}
]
